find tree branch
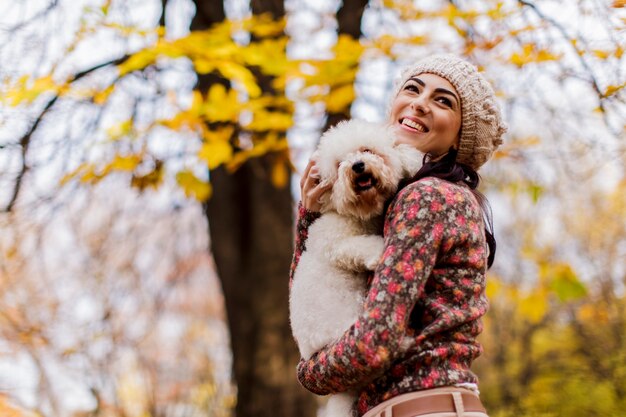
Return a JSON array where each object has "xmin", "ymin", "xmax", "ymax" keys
[
  {"xmin": 3, "ymin": 55, "xmax": 130, "ymax": 212},
  {"xmin": 4, "ymin": 96, "xmax": 58, "ymax": 212},
  {"xmin": 518, "ymin": 0, "xmax": 606, "ymax": 109},
  {"xmin": 2, "ymin": 0, "xmax": 59, "ymax": 33},
  {"xmin": 159, "ymin": 0, "xmax": 168, "ymax": 27}
]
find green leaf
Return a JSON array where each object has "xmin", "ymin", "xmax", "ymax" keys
[{"xmin": 549, "ymin": 265, "xmax": 587, "ymax": 302}]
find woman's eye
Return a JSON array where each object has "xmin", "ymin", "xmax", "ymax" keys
[
  {"xmin": 404, "ymin": 84, "xmax": 419, "ymax": 93},
  {"xmin": 436, "ymin": 97, "xmax": 452, "ymax": 107}
]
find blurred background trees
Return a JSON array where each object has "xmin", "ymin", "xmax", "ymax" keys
[{"xmin": 0, "ymin": 0, "xmax": 624, "ymax": 416}]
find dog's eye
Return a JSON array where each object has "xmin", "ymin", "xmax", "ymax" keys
[{"xmin": 361, "ymin": 148, "xmax": 373, "ymax": 153}]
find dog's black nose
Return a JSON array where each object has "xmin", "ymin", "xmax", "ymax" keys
[{"xmin": 352, "ymin": 161, "xmax": 365, "ymax": 173}]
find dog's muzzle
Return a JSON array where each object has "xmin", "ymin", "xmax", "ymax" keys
[{"xmin": 352, "ymin": 161, "xmax": 365, "ymax": 174}]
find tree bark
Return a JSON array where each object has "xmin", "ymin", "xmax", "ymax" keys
[
  {"xmin": 322, "ymin": 0, "xmax": 369, "ymax": 133},
  {"xmin": 191, "ymin": 1, "xmax": 317, "ymax": 416}
]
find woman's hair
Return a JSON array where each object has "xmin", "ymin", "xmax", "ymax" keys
[{"xmin": 392, "ymin": 149, "xmax": 497, "ymax": 268}]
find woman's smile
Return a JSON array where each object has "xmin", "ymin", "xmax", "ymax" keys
[{"xmin": 399, "ymin": 116, "xmax": 428, "ymax": 133}]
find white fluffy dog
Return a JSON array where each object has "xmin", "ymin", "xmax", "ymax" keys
[{"xmin": 290, "ymin": 119, "xmax": 423, "ymax": 417}]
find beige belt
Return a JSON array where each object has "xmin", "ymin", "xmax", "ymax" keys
[{"xmin": 363, "ymin": 387, "xmax": 487, "ymax": 417}]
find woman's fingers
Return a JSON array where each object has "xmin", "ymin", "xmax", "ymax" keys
[
  {"xmin": 300, "ymin": 160, "xmax": 330, "ymax": 212},
  {"xmin": 301, "ymin": 160, "xmax": 320, "ymax": 196},
  {"xmin": 300, "ymin": 159, "xmax": 314, "ymax": 190}
]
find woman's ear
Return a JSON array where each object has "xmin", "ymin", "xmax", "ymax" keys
[{"xmin": 452, "ymin": 134, "xmax": 460, "ymax": 150}]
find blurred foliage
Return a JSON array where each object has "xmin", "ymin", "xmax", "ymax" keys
[{"xmin": 0, "ymin": 0, "xmax": 624, "ymax": 416}]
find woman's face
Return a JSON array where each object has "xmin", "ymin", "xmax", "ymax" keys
[{"xmin": 388, "ymin": 73, "xmax": 462, "ymax": 157}]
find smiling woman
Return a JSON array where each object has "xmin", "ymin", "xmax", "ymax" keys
[
  {"xmin": 390, "ymin": 73, "xmax": 462, "ymax": 158},
  {"xmin": 293, "ymin": 54, "xmax": 507, "ymax": 417}
]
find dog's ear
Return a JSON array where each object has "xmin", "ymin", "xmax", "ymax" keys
[{"xmin": 395, "ymin": 144, "xmax": 424, "ymax": 176}]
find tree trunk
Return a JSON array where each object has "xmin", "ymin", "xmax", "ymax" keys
[
  {"xmin": 191, "ymin": 1, "xmax": 317, "ymax": 416},
  {"xmin": 322, "ymin": 0, "xmax": 369, "ymax": 132}
]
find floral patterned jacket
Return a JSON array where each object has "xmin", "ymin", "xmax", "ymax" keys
[{"xmin": 289, "ymin": 177, "xmax": 489, "ymax": 416}]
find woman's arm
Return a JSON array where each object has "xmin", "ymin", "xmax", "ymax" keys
[
  {"xmin": 296, "ymin": 180, "xmax": 457, "ymax": 394},
  {"xmin": 289, "ymin": 202, "xmax": 321, "ymax": 286},
  {"xmin": 290, "ymin": 160, "xmax": 332, "ymax": 286}
]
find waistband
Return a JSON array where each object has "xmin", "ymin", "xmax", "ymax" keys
[{"xmin": 362, "ymin": 387, "xmax": 487, "ymax": 417}]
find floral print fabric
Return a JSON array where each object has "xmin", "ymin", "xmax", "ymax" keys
[
  {"xmin": 289, "ymin": 202, "xmax": 321, "ymax": 290},
  {"xmin": 291, "ymin": 178, "xmax": 489, "ymax": 416}
]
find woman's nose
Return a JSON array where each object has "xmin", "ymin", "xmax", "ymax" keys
[{"xmin": 410, "ymin": 97, "xmax": 429, "ymax": 113}]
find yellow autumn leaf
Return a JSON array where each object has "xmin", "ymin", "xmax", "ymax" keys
[
  {"xmin": 576, "ymin": 302, "xmax": 609, "ymax": 324},
  {"xmin": 203, "ymin": 125, "xmax": 235, "ymax": 142},
  {"xmin": 604, "ymin": 83, "xmax": 625, "ymax": 97},
  {"xmin": 383, "ymin": 0, "xmax": 423, "ymax": 19},
  {"xmin": 371, "ymin": 34, "xmax": 428, "ymax": 57},
  {"xmin": 244, "ymin": 14, "xmax": 286, "ymax": 38},
  {"xmin": 79, "ymin": 166, "xmax": 102, "ymax": 184},
  {"xmin": 118, "ymin": 49, "xmax": 158, "ymax": 75},
  {"xmin": 131, "ymin": 161, "xmax": 164, "ymax": 191},
  {"xmin": 5, "ymin": 75, "xmax": 62, "ymax": 105},
  {"xmin": 592, "ymin": 49, "xmax": 611, "ymax": 59},
  {"xmin": 215, "ymin": 61, "xmax": 261, "ymax": 97},
  {"xmin": 485, "ymin": 278, "xmax": 502, "ymax": 299},
  {"xmin": 109, "ymin": 154, "xmax": 141, "ymax": 171},
  {"xmin": 93, "ymin": 84, "xmax": 115, "ymax": 104},
  {"xmin": 153, "ymin": 38, "xmax": 188, "ymax": 59},
  {"xmin": 69, "ymin": 155, "xmax": 141, "ymax": 184},
  {"xmin": 189, "ymin": 90, "xmax": 204, "ymax": 115},
  {"xmin": 518, "ymin": 289, "xmax": 548, "ymax": 324},
  {"xmin": 244, "ymin": 95, "xmax": 293, "ymax": 117},
  {"xmin": 193, "ymin": 58, "xmax": 216, "ymax": 74},
  {"xmin": 198, "ymin": 140, "xmax": 233, "ymax": 170},
  {"xmin": 326, "ymin": 84, "xmax": 355, "ymax": 113},
  {"xmin": 106, "ymin": 119, "xmax": 133, "ymax": 140},
  {"xmin": 204, "ymin": 84, "xmax": 240, "ymax": 122},
  {"xmin": 509, "ymin": 44, "xmax": 561, "ymax": 67},
  {"xmin": 271, "ymin": 158, "xmax": 289, "ymax": 188},
  {"xmin": 176, "ymin": 170, "xmax": 212, "ymax": 201},
  {"xmin": 226, "ymin": 133, "xmax": 288, "ymax": 172},
  {"xmin": 245, "ymin": 110, "xmax": 293, "ymax": 131},
  {"xmin": 59, "ymin": 162, "xmax": 93, "ymax": 185},
  {"xmin": 305, "ymin": 62, "xmax": 359, "ymax": 89},
  {"xmin": 333, "ymin": 34, "xmax": 364, "ymax": 63},
  {"xmin": 243, "ymin": 38, "xmax": 289, "ymax": 76},
  {"xmin": 158, "ymin": 91, "xmax": 210, "ymax": 131},
  {"xmin": 159, "ymin": 111, "xmax": 205, "ymax": 131}
]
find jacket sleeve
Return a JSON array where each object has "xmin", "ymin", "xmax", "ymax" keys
[
  {"xmin": 289, "ymin": 202, "xmax": 321, "ymax": 288},
  {"xmin": 296, "ymin": 181, "xmax": 451, "ymax": 394}
]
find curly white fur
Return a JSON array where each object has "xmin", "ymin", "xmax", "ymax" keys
[{"xmin": 290, "ymin": 119, "xmax": 423, "ymax": 417}]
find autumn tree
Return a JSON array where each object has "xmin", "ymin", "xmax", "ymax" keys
[{"xmin": 0, "ymin": 0, "xmax": 624, "ymax": 416}]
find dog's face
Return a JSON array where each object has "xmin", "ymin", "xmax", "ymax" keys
[
  {"xmin": 328, "ymin": 147, "xmax": 403, "ymax": 220},
  {"xmin": 315, "ymin": 120, "xmax": 423, "ymax": 221}
]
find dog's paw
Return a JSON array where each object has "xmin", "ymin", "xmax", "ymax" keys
[{"xmin": 363, "ymin": 236, "xmax": 385, "ymax": 270}]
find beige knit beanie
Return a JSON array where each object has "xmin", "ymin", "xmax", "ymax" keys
[{"xmin": 392, "ymin": 54, "xmax": 507, "ymax": 170}]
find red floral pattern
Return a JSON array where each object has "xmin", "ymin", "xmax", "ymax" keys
[
  {"xmin": 291, "ymin": 178, "xmax": 489, "ymax": 416},
  {"xmin": 289, "ymin": 202, "xmax": 321, "ymax": 290}
]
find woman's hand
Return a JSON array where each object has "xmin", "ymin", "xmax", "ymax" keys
[{"xmin": 300, "ymin": 159, "xmax": 331, "ymax": 212}]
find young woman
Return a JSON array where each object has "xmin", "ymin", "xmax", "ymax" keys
[{"xmin": 290, "ymin": 54, "xmax": 507, "ymax": 417}]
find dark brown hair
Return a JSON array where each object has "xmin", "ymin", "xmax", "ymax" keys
[{"xmin": 391, "ymin": 149, "xmax": 497, "ymax": 268}]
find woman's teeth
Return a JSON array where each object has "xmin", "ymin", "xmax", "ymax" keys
[{"xmin": 402, "ymin": 118, "xmax": 427, "ymax": 132}]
